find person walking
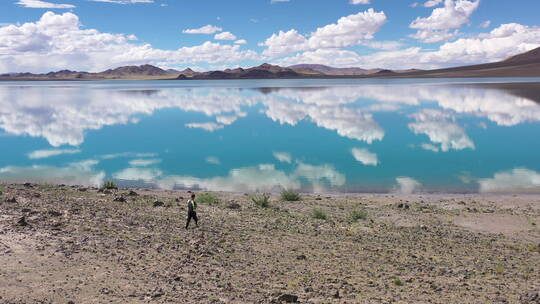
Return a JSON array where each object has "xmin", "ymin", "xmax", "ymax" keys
[{"xmin": 185, "ymin": 193, "xmax": 198, "ymax": 229}]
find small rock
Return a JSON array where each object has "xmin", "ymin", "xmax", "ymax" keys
[
  {"xmin": 21, "ymin": 208, "xmax": 32, "ymax": 213},
  {"xmin": 100, "ymin": 288, "xmax": 112, "ymax": 295},
  {"xmin": 227, "ymin": 202, "xmax": 241, "ymax": 209},
  {"xmin": 520, "ymin": 291, "xmax": 539, "ymax": 304},
  {"xmin": 151, "ymin": 287, "xmax": 164, "ymax": 298},
  {"xmin": 127, "ymin": 190, "xmax": 138, "ymax": 196},
  {"xmin": 16, "ymin": 216, "xmax": 28, "ymax": 227},
  {"xmin": 67, "ymin": 301, "xmax": 75, "ymax": 304},
  {"xmin": 274, "ymin": 294, "xmax": 298, "ymax": 303},
  {"xmin": 23, "ymin": 182, "xmax": 33, "ymax": 188},
  {"xmin": 296, "ymin": 254, "xmax": 307, "ymax": 260},
  {"xmin": 48, "ymin": 210, "xmax": 62, "ymax": 217},
  {"xmin": 78, "ymin": 188, "xmax": 87, "ymax": 192},
  {"xmin": 5, "ymin": 197, "xmax": 17, "ymax": 203},
  {"xmin": 153, "ymin": 201, "xmax": 164, "ymax": 207},
  {"xmin": 113, "ymin": 196, "xmax": 126, "ymax": 202},
  {"xmin": 333, "ymin": 290, "xmax": 340, "ymax": 299}
]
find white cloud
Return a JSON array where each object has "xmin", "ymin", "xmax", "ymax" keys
[
  {"xmin": 480, "ymin": 20, "xmax": 491, "ymax": 28},
  {"xmin": 27, "ymin": 148, "xmax": 80, "ymax": 159},
  {"xmin": 129, "ymin": 158, "xmax": 161, "ymax": 166},
  {"xmin": 409, "ymin": 109, "xmax": 475, "ymax": 152},
  {"xmin": 419, "ymin": 143, "xmax": 440, "ymax": 152},
  {"xmin": 276, "ymin": 22, "xmax": 540, "ymax": 69},
  {"xmin": 423, "ymin": 0, "xmax": 443, "ymax": 7},
  {"xmin": 0, "ymin": 163, "xmax": 104, "ymax": 187},
  {"xmin": 395, "ymin": 177, "xmax": 421, "ymax": 194},
  {"xmin": 350, "ymin": 0, "xmax": 370, "ymax": 4},
  {"xmin": 351, "ymin": 148, "xmax": 379, "ymax": 166},
  {"xmin": 214, "ymin": 32, "xmax": 237, "ymax": 41},
  {"xmin": 205, "ymin": 156, "xmax": 220, "ymax": 165},
  {"xmin": 273, "ymin": 152, "xmax": 292, "ymax": 163},
  {"xmin": 234, "ymin": 39, "xmax": 247, "ymax": 45},
  {"xmin": 0, "ymin": 12, "xmax": 259, "ymax": 73},
  {"xmin": 185, "ymin": 122, "xmax": 224, "ymax": 132},
  {"xmin": 16, "ymin": 0, "xmax": 75, "ymax": 8},
  {"xmin": 478, "ymin": 168, "xmax": 540, "ymax": 194},
  {"xmin": 113, "ymin": 167, "xmax": 162, "ymax": 182},
  {"xmin": 182, "ymin": 25, "xmax": 223, "ymax": 34},
  {"xmin": 261, "ymin": 9, "xmax": 387, "ymax": 57},
  {"xmin": 88, "ymin": 0, "xmax": 154, "ymax": 4},
  {"xmin": 410, "ymin": 0, "xmax": 480, "ymax": 43}
]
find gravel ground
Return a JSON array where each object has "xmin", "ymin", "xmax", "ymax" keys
[{"xmin": 0, "ymin": 183, "xmax": 539, "ymax": 304}]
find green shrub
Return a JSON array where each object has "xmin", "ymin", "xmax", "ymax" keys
[
  {"xmin": 393, "ymin": 278, "xmax": 404, "ymax": 286},
  {"xmin": 102, "ymin": 180, "xmax": 117, "ymax": 190},
  {"xmin": 197, "ymin": 192, "xmax": 219, "ymax": 205},
  {"xmin": 312, "ymin": 209, "xmax": 327, "ymax": 220},
  {"xmin": 280, "ymin": 189, "xmax": 301, "ymax": 201},
  {"xmin": 350, "ymin": 208, "xmax": 368, "ymax": 222},
  {"xmin": 251, "ymin": 193, "xmax": 271, "ymax": 208}
]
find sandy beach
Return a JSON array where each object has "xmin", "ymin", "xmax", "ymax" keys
[{"xmin": 1, "ymin": 183, "xmax": 539, "ymax": 303}]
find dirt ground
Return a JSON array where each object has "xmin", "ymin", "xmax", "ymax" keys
[{"xmin": 1, "ymin": 184, "xmax": 539, "ymax": 303}]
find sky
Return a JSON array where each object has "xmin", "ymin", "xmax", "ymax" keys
[{"xmin": 1, "ymin": 0, "xmax": 540, "ymax": 73}]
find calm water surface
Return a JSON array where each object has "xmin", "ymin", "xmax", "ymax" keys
[{"xmin": 1, "ymin": 78, "xmax": 540, "ymax": 194}]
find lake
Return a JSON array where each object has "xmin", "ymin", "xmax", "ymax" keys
[{"xmin": 1, "ymin": 78, "xmax": 540, "ymax": 194}]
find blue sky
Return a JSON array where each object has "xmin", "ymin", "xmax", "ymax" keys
[{"xmin": 1, "ymin": 0, "xmax": 540, "ymax": 72}]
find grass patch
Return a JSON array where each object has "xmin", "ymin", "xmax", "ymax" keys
[
  {"xmin": 280, "ymin": 189, "xmax": 301, "ymax": 202},
  {"xmin": 102, "ymin": 180, "xmax": 118, "ymax": 190},
  {"xmin": 349, "ymin": 208, "xmax": 368, "ymax": 222},
  {"xmin": 197, "ymin": 193, "xmax": 219, "ymax": 205},
  {"xmin": 312, "ymin": 209, "xmax": 327, "ymax": 220},
  {"xmin": 494, "ymin": 265, "xmax": 505, "ymax": 275},
  {"xmin": 393, "ymin": 278, "xmax": 404, "ymax": 286},
  {"xmin": 251, "ymin": 193, "xmax": 271, "ymax": 208}
]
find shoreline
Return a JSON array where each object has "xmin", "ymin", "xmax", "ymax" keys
[{"xmin": 1, "ymin": 183, "xmax": 539, "ymax": 303}]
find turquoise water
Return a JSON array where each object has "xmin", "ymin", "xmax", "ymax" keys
[{"xmin": 1, "ymin": 78, "xmax": 540, "ymax": 194}]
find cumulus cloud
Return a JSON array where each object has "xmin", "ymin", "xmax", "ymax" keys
[
  {"xmin": 214, "ymin": 31, "xmax": 237, "ymax": 40},
  {"xmin": 27, "ymin": 148, "xmax": 80, "ymax": 159},
  {"xmin": 394, "ymin": 177, "xmax": 421, "ymax": 194},
  {"xmin": 234, "ymin": 39, "xmax": 247, "ymax": 45},
  {"xmin": 409, "ymin": 0, "xmax": 480, "ymax": 43},
  {"xmin": 408, "ymin": 109, "xmax": 475, "ymax": 152},
  {"xmin": 478, "ymin": 168, "xmax": 540, "ymax": 194},
  {"xmin": 182, "ymin": 25, "xmax": 223, "ymax": 34},
  {"xmin": 273, "ymin": 152, "xmax": 292, "ymax": 163},
  {"xmin": 351, "ymin": 148, "xmax": 379, "ymax": 166},
  {"xmin": 112, "ymin": 161, "xmax": 344, "ymax": 192},
  {"xmin": 261, "ymin": 9, "xmax": 387, "ymax": 57},
  {"xmin": 276, "ymin": 22, "xmax": 540, "ymax": 69},
  {"xmin": 16, "ymin": 0, "xmax": 75, "ymax": 8},
  {"xmin": 0, "ymin": 12, "xmax": 259, "ymax": 73}
]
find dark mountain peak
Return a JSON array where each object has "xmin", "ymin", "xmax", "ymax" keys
[
  {"xmin": 102, "ymin": 64, "xmax": 169, "ymax": 76},
  {"xmin": 504, "ymin": 46, "xmax": 540, "ymax": 63}
]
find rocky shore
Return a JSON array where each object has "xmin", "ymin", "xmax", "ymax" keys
[{"xmin": 1, "ymin": 183, "xmax": 539, "ymax": 303}]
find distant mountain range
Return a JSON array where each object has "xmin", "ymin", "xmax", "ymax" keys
[{"xmin": 2, "ymin": 47, "xmax": 540, "ymax": 81}]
